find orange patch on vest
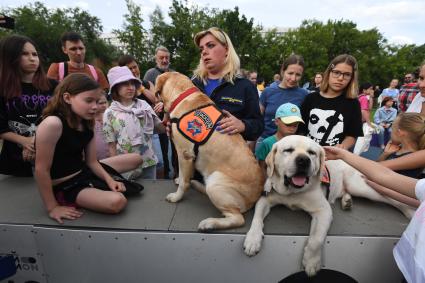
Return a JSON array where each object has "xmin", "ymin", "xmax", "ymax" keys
[{"xmin": 176, "ymin": 105, "xmax": 222, "ymax": 144}]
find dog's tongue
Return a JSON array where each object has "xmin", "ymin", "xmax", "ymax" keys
[{"xmin": 292, "ymin": 176, "xmax": 307, "ymax": 186}]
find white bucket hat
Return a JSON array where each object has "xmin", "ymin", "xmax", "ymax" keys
[{"xmin": 107, "ymin": 66, "xmax": 142, "ymax": 93}]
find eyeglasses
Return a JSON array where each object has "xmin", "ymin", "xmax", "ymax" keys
[
  {"xmin": 405, "ymin": 76, "xmax": 412, "ymax": 80},
  {"xmin": 330, "ymin": 70, "xmax": 352, "ymax": 80}
]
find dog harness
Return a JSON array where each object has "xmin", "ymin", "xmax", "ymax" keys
[
  {"xmin": 170, "ymin": 104, "xmax": 223, "ymax": 156},
  {"xmin": 321, "ymin": 164, "xmax": 331, "ymax": 199},
  {"xmin": 167, "ymin": 87, "xmax": 224, "ymax": 157}
]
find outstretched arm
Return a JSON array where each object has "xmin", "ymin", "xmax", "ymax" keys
[
  {"xmin": 324, "ymin": 146, "xmax": 417, "ymax": 199},
  {"xmin": 366, "ymin": 180, "xmax": 419, "ymax": 207},
  {"xmin": 85, "ymin": 137, "xmax": 125, "ymax": 193},
  {"xmin": 380, "ymin": 149, "xmax": 425, "ymax": 170}
]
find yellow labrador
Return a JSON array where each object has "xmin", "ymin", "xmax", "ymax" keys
[
  {"xmin": 155, "ymin": 72, "xmax": 264, "ymax": 231},
  {"xmin": 243, "ymin": 135, "xmax": 414, "ymax": 276}
]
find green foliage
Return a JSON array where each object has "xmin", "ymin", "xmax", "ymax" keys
[
  {"xmin": 113, "ymin": 0, "xmax": 149, "ymax": 70},
  {"xmin": 0, "ymin": 1, "xmax": 119, "ymax": 70},
  {"xmin": 1, "ymin": 1, "xmax": 423, "ymax": 87}
]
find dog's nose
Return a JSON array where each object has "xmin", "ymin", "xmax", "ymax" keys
[{"xmin": 295, "ymin": 155, "xmax": 310, "ymax": 168}]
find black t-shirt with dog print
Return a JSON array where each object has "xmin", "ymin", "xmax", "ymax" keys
[{"xmin": 300, "ymin": 91, "xmax": 363, "ymax": 146}]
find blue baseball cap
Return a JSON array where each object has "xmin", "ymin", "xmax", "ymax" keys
[{"xmin": 274, "ymin": 103, "xmax": 304, "ymax": 124}]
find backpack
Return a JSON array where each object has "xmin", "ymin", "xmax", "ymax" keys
[{"xmin": 58, "ymin": 62, "xmax": 99, "ymax": 82}]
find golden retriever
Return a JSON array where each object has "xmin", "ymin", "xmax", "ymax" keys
[
  {"xmin": 243, "ymin": 135, "xmax": 414, "ymax": 276},
  {"xmin": 155, "ymin": 72, "xmax": 264, "ymax": 231}
]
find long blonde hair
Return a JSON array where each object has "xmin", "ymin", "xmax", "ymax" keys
[
  {"xmin": 396, "ymin": 112, "xmax": 425, "ymax": 150},
  {"xmin": 193, "ymin": 27, "xmax": 240, "ymax": 84},
  {"xmin": 320, "ymin": 54, "xmax": 359, "ymax": 99}
]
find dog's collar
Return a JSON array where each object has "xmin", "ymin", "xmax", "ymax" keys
[{"xmin": 169, "ymin": 86, "xmax": 199, "ymax": 113}]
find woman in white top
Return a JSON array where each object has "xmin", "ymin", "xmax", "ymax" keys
[{"xmin": 406, "ymin": 61, "xmax": 425, "ymax": 115}]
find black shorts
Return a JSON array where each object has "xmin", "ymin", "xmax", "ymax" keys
[{"xmin": 53, "ymin": 166, "xmax": 110, "ymax": 205}]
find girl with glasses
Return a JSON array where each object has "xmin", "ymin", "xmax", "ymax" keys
[{"xmin": 299, "ymin": 54, "xmax": 363, "ymax": 149}]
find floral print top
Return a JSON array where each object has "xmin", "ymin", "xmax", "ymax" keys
[{"xmin": 103, "ymin": 100, "xmax": 159, "ymax": 168}]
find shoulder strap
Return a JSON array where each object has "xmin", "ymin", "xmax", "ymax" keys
[
  {"xmin": 87, "ymin": 64, "xmax": 98, "ymax": 81},
  {"xmin": 58, "ymin": 62, "xmax": 65, "ymax": 81},
  {"xmin": 320, "ymin": 111, "xmax": 341, "ymax": 146},
  {"xmin": 155, "ymin": 66, "xmax": 165, "ymax": 74}
]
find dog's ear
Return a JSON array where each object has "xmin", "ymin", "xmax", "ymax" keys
[
  {"xmin": 154, "ymin": 72, "xmax": 170, "ymax": 98},
  {"xmin": 265, "ymin": 143, "xmax": 278, "ymax": 178}
]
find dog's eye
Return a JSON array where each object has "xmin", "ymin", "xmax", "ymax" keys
[
  {"xmin": 307, "ymin": 150, "xmax": 316, "ymax": 156},
  {"xmin": 283, "ymin": 148, "xmax": 294, "ymax": 153}
]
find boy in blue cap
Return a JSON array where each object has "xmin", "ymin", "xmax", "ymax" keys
[{"xmin": 255, "ymin": 103, "xmax": 304, "ymax": 175}]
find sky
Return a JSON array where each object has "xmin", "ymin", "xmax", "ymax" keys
[{"xmin": 2, "ymin": 0, "xmax": 425, "ymax": 45}]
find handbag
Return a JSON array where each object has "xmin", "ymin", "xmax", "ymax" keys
[{"xmin": 97, "ymin": 162, "xmax": 144, "ymax": 196}]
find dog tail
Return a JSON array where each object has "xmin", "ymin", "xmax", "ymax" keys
[{"xmin": 190, "ymin": 180, "xmax": 206, "ymax": 194}]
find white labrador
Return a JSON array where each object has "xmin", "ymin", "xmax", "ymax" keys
[{"xmin": 243, "ymin": 135, "xmax": 414, "ymax": 276}]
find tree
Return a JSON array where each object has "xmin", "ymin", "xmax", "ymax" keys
[
  {"xmin": 147, "ymin": 0, "xmax": 210, "ymax": 76},
  {"xmin": 149, "ymin": 6, "xmax": 169, "ymax": 58},
  {"xmin": 212, "ymin": 7, "xmax": 261, "ymax": 71},
  {"xmin": 254, "ymin": 28, "xmax": 289, "ymax": 82},
  {"xmin": 113, "ymin": 0, "xmax": 149, "ymax": 70},
  {"xmin": 0, "ymin": 1, "xmax": 118, "ymax": 70}
]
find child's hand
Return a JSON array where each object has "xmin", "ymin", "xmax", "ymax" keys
[
  {"xmin": 165, "ymin": 120, "xmax": 172, "ymax": 137},
  {"xmin": 323, "ymin": 146, "xmax": 347, "ymax": 160},
  {"xmin": 153, "ymin": 102, "xmax": 164, "ymax": 114},
  {"xmin": 383, "ymin": 142, "xmax": 400, "ymax": 155},
  {"xmin": 22, "ymin": 148, "xmax": 35, "ymax": 161},
  {"xmin": 49, "ymin": 206, "xmax": 83, "ymax": 224},
  {"xmin": 107, "ymin": 180, "xmax": 126, "ymax": 193},
  {"xmin": 20, "ymin": 136, "xmax": 35, "ymax": 152}
]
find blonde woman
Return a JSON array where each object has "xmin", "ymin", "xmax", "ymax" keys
[{"xmin": 192, "ymin": 27, "xmax": 263, "ymax": 141}]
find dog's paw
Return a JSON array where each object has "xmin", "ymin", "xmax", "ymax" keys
[
  {"xmin": 341, "ymin": 193, "xmax": 353, "ymax": 210},
  {"xmin": 198, "ymin": 218, "xmax": 217, "ymax": 231},
  {"xmin": 166, "ymin": 192, "xmax": 182, "ymax": 203},
  {"xmin": 243, "ymin": 230, "xmax": 264, "ymax": 256},
  {"xmin": 302, "ymin": 253, "xmax": 321, "ymax": 277}
]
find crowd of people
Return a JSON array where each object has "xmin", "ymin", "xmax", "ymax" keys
[{"xmin": 0, "ymin": 28, "xmax": 424, "ymax": 281}]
